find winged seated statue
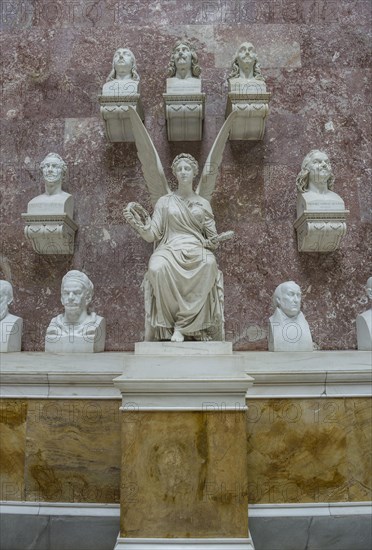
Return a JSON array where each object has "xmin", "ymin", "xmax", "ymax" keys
[{"xmin": 124, "ymin": 108, "xmax": 237, "ymax": 342}]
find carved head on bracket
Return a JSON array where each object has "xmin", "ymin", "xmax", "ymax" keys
[
  {"xmin": 40, "ymin": 153, "xmax": 67, "ymax": 196},
  {"xmin": 229, "ymin": 42, "xmax": 265, "ymax": 81},
  {"xmin": 107, "ymin": 47, "xmax": 139, "ymax": 82},
  {"xmin": 296, "ymin": 150, "xmax": 335, "ymax": 194},
  {"xmin": 167, "ymin": 40, "xmax": 201, "ymax": 79}
]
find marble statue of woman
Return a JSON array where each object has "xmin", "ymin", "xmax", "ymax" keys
[
  {"xmin": 296, "ymin": 150, "xmax": 345, "ymax": 217},
  {"xmin": 123, "ymin": 108, "xmax": 237, "ymax": 342},
  {"xmin": 228, "ymin": 42, "xmax": 266, "ymax": 93},
  {"xmin": 102, "ymin": 47, "xmax": 140, "ymax": 96}
]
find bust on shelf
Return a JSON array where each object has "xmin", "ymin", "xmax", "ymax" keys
[
  {"xmin": 0, "ymin": 280, "xmax": 22, "ymax": 353},
  {"xmin": 228, "ymin": 41, "xmax": 266, "ymax": 94},
  {"xmin": 296, "ymin": 150, "xmax": 345, "ymax": 217},
  {"xmin": 26, "ymin": 153, "xmax": 73, "ymax": 218},
  {"xmin": 102, "ymin": 47, "xmax": 140, "ymax": 97},
  {"xmin": 356, "ymin": 277, "xmax": 372, "ymax": 351},
  {"xmin": 268, "ymin": 281, "xmax": 313, "ymax": 352},
  {"xmin": 166, "ymin": 40, "xmax": 201, "ymax": 93},
  {"xmin": 45, "ymin": 270, "xmax": 105, "ymax": 353}
]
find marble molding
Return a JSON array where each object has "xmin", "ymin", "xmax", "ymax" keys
[
  {"xmin": 356, "ymin": 277, "xmax": 372, "ymax": 351},
  {"xmin": 294, "ymin": 150, "xmax": 349, "ymax": 253},
  {"xmin": 163, "ymin": 41, "xmax": 205, "ymax": 141},
  {"xmin": 225, "ymin": 42, "xmax": 271, "ymax": 140},
  {"xmin": 99, "ymin": 47, "xmax": 144, "ymax": 142},
  {"xmin": 45, "ymin": 270, "xmax": 106, "ymax": 353},
  {"xmin": 0, "ymin": 281, "xmax": 22, "ymax": 353},
  {"xmin": 268, "ymin": 281, "xmax": 313, "ymax": 352},
  {"xmin": 22, "ymin": 153, "xmax": 78, "ymax": 255}
]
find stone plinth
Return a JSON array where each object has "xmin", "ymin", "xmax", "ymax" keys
[
  {"xmin": 99, "ymin": 94, "xmax": 144, "ymax": 143},
  {"xmin": 22, "ymin": 213, "xmax": 78, "ymax": 255},
  {"xmin": 225, "ymin": 93, "xmax": 271, "ymax": 141},
  {"xmin": 113, "ymin": 343, "xmax": 255, "ymax": 549},
  {"xmin": 294, "ymin": 210, "xmax": 349, "ymax": 253}
]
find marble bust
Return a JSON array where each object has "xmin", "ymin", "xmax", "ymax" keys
[
  {"xmin": 268, "ymin": 281, "xmax": 313, "ymax": 352},
  {"xmin": 296, "ymin": 150, "xmax": 345, "ymax": 217},
  {"xmin": 45, "ymin": 270, "xmax": 105, "ymax": 353},
  {"xmin": 166, "ymin": 40, "xmax": 201, "ymax": 93},
  {"xmin": 228, "ymin": 42, "xmax": 266, "ymax": 94},
  {"xmin": 0, "ymin": 280, "xmax": 22, "ymax": 353},
  {"xmin": 356, "ymin": 277, "xmax": 372, "ymax": 351},
  {"xmin": 102, "ymin": 47, "xmax": 140, "ymax": 96},
  {"xmin": 26, "ymin": 153, "xmax": 73, "ymax": 218}
]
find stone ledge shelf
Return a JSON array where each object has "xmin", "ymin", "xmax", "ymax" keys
[
  {"xmin": 0, "ymin": 351, "xmax": 370, "ymax": 400},
  {"xmin": 163, "ymin": 93, "xmax": 206, "ymax": 141},
  {"xmin": 225, "ymin": 92, "xmax": 271, "ymax": 141},
  {"xmin": 294, "ymin": 210, "xmax": 349, "ymax": 253},
  {"xmin": 22, "ymin": 214, "xmax": 78, "ymax": 255},
  {"xmin": 99, "ymin": 95, "xmax": 144, "ymax": 142}
]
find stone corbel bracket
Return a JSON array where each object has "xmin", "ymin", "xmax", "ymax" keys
[
  {"xmin": 294, "ymin": 210, "xmax": 349, "ymax": 253},
  {"xmin": 163, "ymin": 93, "xmax": 206, "ymax": 141},
  {"xmin": 21, "ymin": 214, "xmax": 78, "ymax": 255},
  {"xmin": 99, "ymin": 95, "xmax": 144, "ymax": 142},
  {"xmin": 226, "ymin": 92, "xmax": 271, "ymax": 140}
]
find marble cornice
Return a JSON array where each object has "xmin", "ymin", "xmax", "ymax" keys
[{"xmin": 0, "ymin": 351, "xmax": 370, "ymax": 399}]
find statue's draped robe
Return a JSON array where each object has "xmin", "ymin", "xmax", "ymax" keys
[{"xmin": 143, "ymin": 193, "xmax": 224, "ymax": 340}]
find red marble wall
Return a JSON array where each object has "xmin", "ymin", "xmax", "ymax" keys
[{"xmin": 1, "ymin": 1, "xmax": 370, "ymax": 351}]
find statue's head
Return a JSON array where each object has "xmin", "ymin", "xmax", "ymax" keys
[
  {"xmin": 272, "ymin": 281, "xmax": 302, "ymax": 318},
  {"xmin": 229, "ymin": 42, "xmax": 264, "ymax": 80},
  {"xmin": 0, "ymin": 280, "xmax": 13, "ymax": 321},
  {"xmin": 107, "ymin": 47, "xmax": 139, "ymax": 81},
  {"xmin": 171, "ymin": 153, "xmax": 199, "ymax": 183},
  {"xmin": 296, "ymin": 150, "xmax": 334, "ymax": 193},
  {"xmin": 168, "ymin": 40, "xmax": 201, "ymax": 78},
  {"xmin": 40, "ymin": 153, "xmax": 67, "ymax": 195},
  {"xmin": 61, "ymin": 270, "xmax": 94, "ymax": 319}
]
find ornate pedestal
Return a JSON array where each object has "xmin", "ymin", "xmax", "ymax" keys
[
  {"xmin": 22, "ymin": 213, "xmax": 78, "ymax": 255},
  {"xmin": 99, "ymin": 95, "xmax": 144, "ymax": 142},
  {"xmin": 225, "ymin": 93, "xmax": 270, "ymax": 141},
  {"xmin": 294, "ymin": 210, "xmax": 349, "ymax": 252},
  {"xmin": 113, "ymin": 342, "xmax": 255, "ymax": 549},
  {"xmin": 163, "ymin": 93, "xmax": 205, "ymax": 141}
]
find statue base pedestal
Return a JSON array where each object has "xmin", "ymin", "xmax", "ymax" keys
[
  {"xmin": 225, "ymin": 92, "xmax": 271, "ymax": 140},
  {"xmin": 113, "ymin": 342, "xmax": 254, "ymax": 548},
  {"xmin": 294, "ymin": 210, "xmax": 349, "ymax": 252},
  {"xmin": 22, "ymin": 213, "xmax": 78, "ymax": 255},
  {"xmin": 99, "ymin": 95, "xmax": 144, "ymax": 142},
  {"xmin": 163, "ymin": 93, "xmax": 205, "ymax": 141}
]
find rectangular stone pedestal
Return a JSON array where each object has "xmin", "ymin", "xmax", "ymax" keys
[{"xmin": 113, "ymin": 343, "xmax": 255, "ymax": 549}]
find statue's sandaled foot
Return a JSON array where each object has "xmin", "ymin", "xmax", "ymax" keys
[{"xmin": 171, "ymin": 329, "xmax": 184, "ymax": 342}]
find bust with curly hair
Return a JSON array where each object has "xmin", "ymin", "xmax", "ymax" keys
[
  {"xmin": 296, "ymin": 150, "xmax": 345, "ymax": 217},
  {"xmin": 228, "ymin": 42, "xmax": 266, "ymax": 93}
]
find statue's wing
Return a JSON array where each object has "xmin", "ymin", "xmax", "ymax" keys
[
  {"xmin": 128, "ymin": 107, "xmax": 170, "ymax": 207},
  {"xmin": 196, "ymin": 111, "xmax": 237, "ymax": 202}
]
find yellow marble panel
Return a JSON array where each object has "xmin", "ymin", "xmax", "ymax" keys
[
  {"xmin": 246, "ymin": 398, "xmax": 372, "ymax": 503},
  {"xmin": 120, "ymin": 411, "xmax": 248, "ymax": 538},
  {"xmin": 25, "ymin": 400, "xmax": 121, "ymax": 503},
  {"xmin": 0, "ymin": 399, "xmax": 27, "ymax": 500}
]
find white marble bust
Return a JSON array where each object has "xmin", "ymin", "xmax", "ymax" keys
[
  {"xmin": 45, "ymin": 270, "xmax": 105, "ymax": 353},
  {"xmin": 26, "ymin": 153, "xmax": 73, "ymax": 218},
  {"xmin": 166, "ymin": 40, "xmax": 201, "ymax": 93},
  {"xmin": 102, "ymin": 47, "xmax": 140, "ymax": 96},
  {"xmin": 296, "ymin": 150, "xmax": 345, "ymax": 217},
  {"xmin": 0, "ymin": 280, "xmax": 23, "ymax": 353},
  {"xmin": 268, "ymin": 281, "xmax": 313, "ymax": 352},
  {"xmin": 228, "ymin": 42, "xmax": 266, "ymax": 94},
  {"xmin": 356, "ymin": 277, "xmax": 372, "ymax": 351}
]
